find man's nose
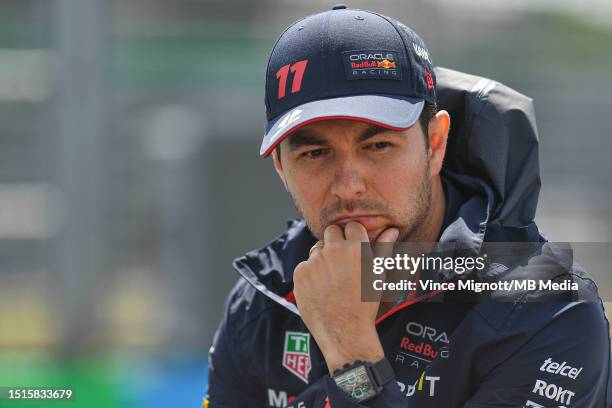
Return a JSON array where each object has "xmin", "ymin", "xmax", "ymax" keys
[{"xmin": 330, "ymin": 158, "xmax": 366, "ymax": 200}]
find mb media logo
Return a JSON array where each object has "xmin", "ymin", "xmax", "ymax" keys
[{"xmin": 283, "ymin": 331, "xmax": 311, "ymax": 383}]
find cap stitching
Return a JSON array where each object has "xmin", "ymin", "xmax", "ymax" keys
[
  {"xmin": 322, "ymin": 10, "xmax": 332, "ymax": 97},
  {"xmin": 368, "ymin": 12, "xmax": 413, "ymax": 87},
  {"xmin": 370, "ymin": 12, "xmax": 437, "ymax": 104}
]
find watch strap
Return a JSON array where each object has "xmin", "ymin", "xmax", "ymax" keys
[{"xmin": 370, "ymin": 357, "xmax": 394, "ymax": 389}]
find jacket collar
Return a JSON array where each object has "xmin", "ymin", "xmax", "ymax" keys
[{"xmin": 232, "ymin": 219, "xmax": 315, "ymax": 315}]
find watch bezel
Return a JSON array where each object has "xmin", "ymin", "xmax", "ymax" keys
[{"xmin": 332, "ymin": 360, "xmax": 385, "ymax": 403}]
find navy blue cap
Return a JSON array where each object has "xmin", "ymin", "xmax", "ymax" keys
[{"xmin": 260, "ymin": 6, "xmax": 437, "ymax": 156}]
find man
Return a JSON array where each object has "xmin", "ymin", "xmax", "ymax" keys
[{"xmin": 205, "ymin": 5, "xmax": 611, "ymax": 407}]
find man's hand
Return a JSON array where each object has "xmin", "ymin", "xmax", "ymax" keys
[{"xmin": 293, "ymin": 221, "xmax": 399, "ymax": 374}]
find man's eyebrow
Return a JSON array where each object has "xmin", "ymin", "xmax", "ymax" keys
[
  {"xmin": 356, "ymin": 124, "xmax": 399, "ymax": 143},
  {"xmin": 287, "ymin": 129, "xmax": 329, "ymax": 150},
  {"xmin": 287, "ymin": 123, "xmax": 401, "ymax": 150}
]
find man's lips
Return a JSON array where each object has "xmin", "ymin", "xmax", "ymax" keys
[
  {"xmin": 329, "ymin": 215, "xmax": 395, "ymax": 242},
  {"xmin": 331, "ymin": 214, "xmax": 385, "ymax": 228}
]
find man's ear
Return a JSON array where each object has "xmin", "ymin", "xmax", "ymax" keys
[
  {"xmin": 428, "ymin": 110, "xmax": 450, "ymax": 177},
  {"xmin": 272, "ymin": 148, "xmax": 289, "ymax": 191}
]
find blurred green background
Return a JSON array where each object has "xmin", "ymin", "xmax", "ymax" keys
[{"xmin": 0, "ymin": 0, "xmax": 611, "ymax": 407}]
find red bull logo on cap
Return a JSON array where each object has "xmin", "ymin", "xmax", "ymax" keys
[{"xmin": 342, "ymin": 50, "xmax": 401, "ymax": 80}]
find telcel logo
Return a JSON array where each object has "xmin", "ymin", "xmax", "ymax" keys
[{"xmin": 540, "ymin": 357, "xmax": 583, "ymax": 380}]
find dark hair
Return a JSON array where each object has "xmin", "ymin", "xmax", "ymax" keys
[
  {"xmin": 419, "ymin": 101, "xmax": 438, "ymax": 149},
  {"xmin": 275, "ymin": 101, "xmax": 438, "ymax": 159}
]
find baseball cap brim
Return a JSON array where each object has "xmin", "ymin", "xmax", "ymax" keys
[{"xmin": 260, "ymin": 94, "xmax": 424, "ymax": 157}]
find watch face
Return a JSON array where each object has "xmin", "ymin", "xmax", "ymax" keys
[{"xmin": 333, "ymin": 365, "xmax": 378, "ymax": 402}]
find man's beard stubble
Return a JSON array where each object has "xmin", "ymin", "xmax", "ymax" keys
[{"xmin": 287, "ymin": 165, "xmax": 433, "ymax": 243}]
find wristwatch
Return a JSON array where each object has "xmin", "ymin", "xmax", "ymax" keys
[{"xmin": 332, "ymin": 357, "xmax": 395, "ymax": 403}]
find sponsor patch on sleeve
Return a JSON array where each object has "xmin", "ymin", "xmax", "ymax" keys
[{"xmin": 342, "ymin": 50, "xmax": 401, "ymax": 81}]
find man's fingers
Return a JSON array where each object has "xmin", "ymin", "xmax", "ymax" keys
[
  {"xmin": 376, "ymin": 227, "xmax": 399, "ymax": 243},
  {"xmin": 373, "ymin": 227, "xmax": 399, "ymax": 259},
  {"xmin": 309, "ymin": 240, "xmax": 324, "ymax": 258},
  {"xmin": 344, "ymin": 221, "xmax": 369, "ymax": 242},
  {"xmin": 324, "ymin": 224, "xmax": 344, "ymax": 243}
]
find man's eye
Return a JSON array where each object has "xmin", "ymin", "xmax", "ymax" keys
[
  {"xmin": 301, "ymin": 148, "xmax": 327, "ymax": 159},
  {"xmin": 367, "ymin": 141, "xmax": 392, "ymax": 150}
]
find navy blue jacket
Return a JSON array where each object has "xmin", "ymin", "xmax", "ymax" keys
[{"xmin": 205, "ymin": 68, "xmax": 612, "ymax": 407}]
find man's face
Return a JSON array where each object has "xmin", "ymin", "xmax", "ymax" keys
[{"xmin": 272, "ymin": 119, "xmax": 436, "ymax": 242}]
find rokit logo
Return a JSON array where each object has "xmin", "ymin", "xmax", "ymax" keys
[
  {"xmin": 531, "ymin": 379, "xmax": 575, "ymax": 406},
  {"xmin": 342, "ymin": 50, "xmax": 401, "ymax": 80}
]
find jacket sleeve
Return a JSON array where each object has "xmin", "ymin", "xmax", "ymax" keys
[
  {"xmin": 463, "ymin": 300, "xmax": 611, "ymax": 408},
  {"xmin": 207, "ymin": 315, "xmax": 409, "ymax": 408},
  {"xmin": 204, "ymin": 290, "xmax": 263, "ymax": 407}
]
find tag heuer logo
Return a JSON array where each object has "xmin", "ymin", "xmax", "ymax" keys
[{"xmin": 283, "ymin": 331, "xmax": 311, "ymax": 383}]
